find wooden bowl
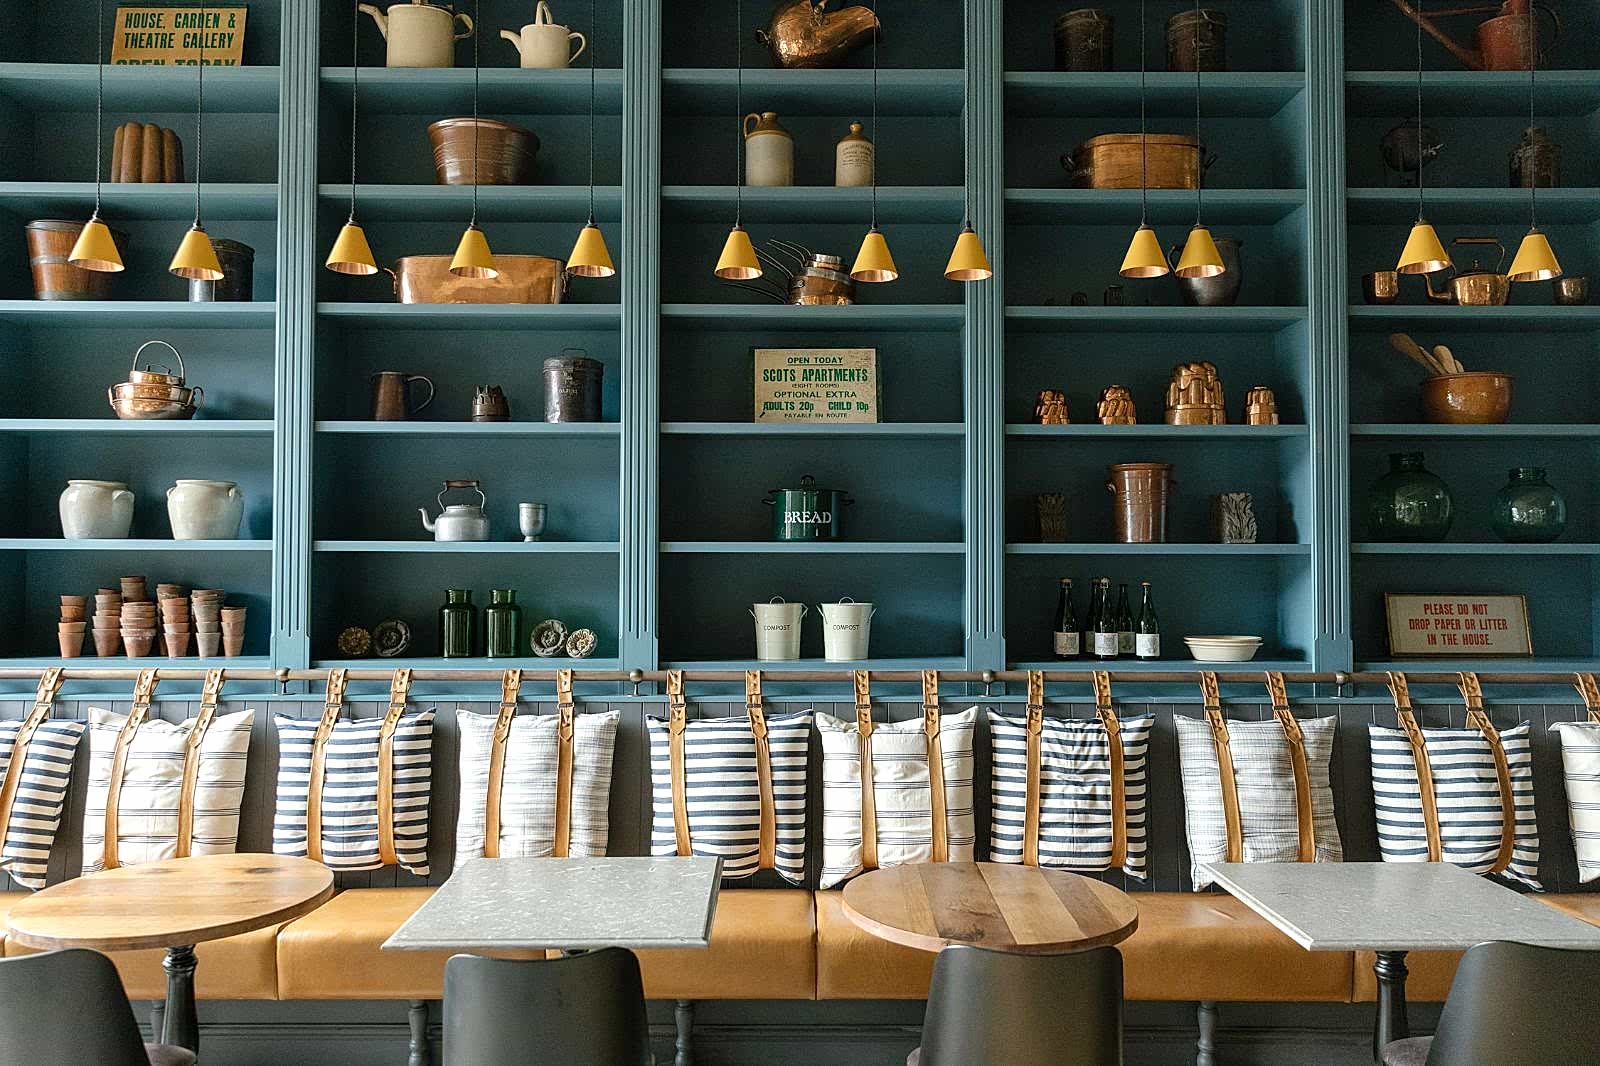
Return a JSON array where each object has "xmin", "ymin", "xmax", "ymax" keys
[
  {"xmin": 1420, "ymin": 372, "xmax": 1513, "ymax": 425},
  {"xmin": 428, "ymin": 118, "xmax": 539, "ymax": 186}
]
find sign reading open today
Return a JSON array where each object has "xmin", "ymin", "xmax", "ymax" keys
[{"xmin": 111, "ymin": 6, "xmax": 247, "ymax": 65}]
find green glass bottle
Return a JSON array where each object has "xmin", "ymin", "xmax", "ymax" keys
[
  {"xmin": 1367, "ymin": 452, "xmax": 1454, "ymax": 542},
  {"xmin": 439, "ymin": 588, "xmax": 477, "ymax": 658},
  {"xmin": 1491, "ymin": 467, "xmax": 1566, "ymax": 543},
  {"xmin": 485, "ymin": 588, "xmax": 523, "ymax": 658}
]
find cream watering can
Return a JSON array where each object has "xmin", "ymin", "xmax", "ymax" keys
[
  {"xmin": 359, "ymin": 0, "xmax": 474, "ymax": 68},
  {"xmin": 420, "ymin": 480, "xmax": 491, "ymax": 541},
  {"xmin": 501, "ymin": 1, "xmax": 587, "ymax": 68}
]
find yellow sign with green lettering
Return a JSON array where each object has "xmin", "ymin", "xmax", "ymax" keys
[
  {"xmin": 111, "ymin": 6, "xmax": 247, "ymax": 65},
  {"xmin": 752, "ymin": 347, "xmax": 880, "ymax": 424}
]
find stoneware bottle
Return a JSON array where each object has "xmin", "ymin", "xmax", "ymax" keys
[
  {"xmin": 835, "ymin": 122, "xmax": 873, "ymax": 187},
  {"xmin": 743, "ymin": 112, "xmax": 795, "ymax": 187}
]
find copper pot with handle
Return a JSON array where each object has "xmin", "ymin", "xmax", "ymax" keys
[
  {"xmin": 387, "ymin": 254, "xmax": 568, "ymax": 303},
  {"xmin": 1424, "ymin": 237, "xmax": 1511, "ymax": 306},
  {"xmin": 108, "ymin": 340, "xmax": 202, "ymax": 420}
]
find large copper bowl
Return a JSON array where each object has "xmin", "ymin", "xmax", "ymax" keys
[
  {"xmin": 1420, "ymin": 372, "xmax": 1513, "ymax": 424},
  {"xmin": 427, "ymin": 118, "xmax": 540, "ymax": 186}
]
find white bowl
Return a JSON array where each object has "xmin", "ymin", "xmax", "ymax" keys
[{"xmin": 1184, "ymin": 636, "xmax": 1264, "ymax": 662}]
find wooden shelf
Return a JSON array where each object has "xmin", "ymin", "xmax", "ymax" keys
[
  {"xmin": 318, "ymin": 184, "xmax": 623, "ymax": 222},
  {"xmin": 1007, "ymin": 543, "xmax": 1311, "ymax": 556},
  {"xmin": 314, "ymin": 656, "xmax": 622, "ymax": 670},
  {"xmin": 0, "ymin": 182, "xmax": 277, "ymax": 219},
  {"xmin": 1353, "ymin": 543, "xmax": 1600, "ymax": 555},
  {"xmin": 316, "ymin": 304, "xmax": 621, "ymax": 329},
  {"xmin": 1006, "ymin": 188, "xmax": 1305, "ymax": 225},
  {"xmin": 320, "ymin": 67, "xmax": 624, "ymax": 114},
  {"xmin": 1009, "ymin": 658, "xmax": 1314, "ymax": 672},
  {"xmin": 661, "ymin": 542, "xmax": 964, "ymax": 555},
  {"xmin": 1355, "ymin": 658, "xmax": 1600, "ymax": 673},
  {"xmin": 312, "ymin": 541, "xmax": 620, "ymax": 553},
  {"xmin": 0, "ymin": 539, "xmax": 271, "ymax": 551},
  {"xmin": 1007, "ymin": 306, "xmax": 1307, "ymax": 332},
  {"xmin": 1007, "ymin": 424, "xmax": 1306, "ymax": 439},
  {"xmin": 1348, "ymin": 306, "xmax": 1600, "ymax": 331},
  {"xmin": 1347, "ymin": 187, "xmax": 1600, "ymax": 224},
  {"xmin": 661, "ymin": 422, "xmax": 962, "ymax": 438},
  {"xmin": 0, "ymin": 301, "xmax": 275, "ymax": 327},
  {"xmin": 662, "ymin": 68, "xmax": 963, "ymax": 116},
  {"xmin": 1351, "ymin": 424, "xmax": 1600, "ymax": 438},
  {"xmin": 0, "ymin": 63, "xmax": 280, "ymax": 111},
  {"xmin": 1345, "ymin": 71, "xmax": 1600, "ymax": 116},
  {"xmin": 660, "ymin": 657, "xmax": 967, "ymax": 671},
  {"xmin": 1005, "ymin": 71, "xmax": 1306, "ymax": 117},
  {"xmin": 663, "ymin": 185, "xmax": 964, "ymax": 224},
  {"xmin": 662, "ymin": 304, "xmax": 966, "ymax": 331},
  {"xmin": 0, "ymin": 420, "xmax": 273, "ymax": 435},
  {"xmin": 316, "ymin": 421, "xmax": 619, "ymax": 437}
]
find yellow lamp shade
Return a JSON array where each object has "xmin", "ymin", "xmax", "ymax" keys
[
  {"xmin": 944, "ymin": 224, "xmax": 993, "ymax": 282},
  {"xmin": 449, "ymin": 224, "xmax": 498, "ymax": 279},
  {"xmin": 1508, "ymin": 228, "xmax": 1562, "ymax": 283},
  {"xmin": 1174, "ymin": 224, "xmax": 1226, "ymax": 279},
  {"xmin": 68, "ymin": 216, "xmax": 125, "ymax": 273},
  {"xmin": 1396, "ymin": 220, "xmax": 1452, "ymax": 275},
  {"xmin": 568, "ymin": 222, "xmax": 616, "ymax": 279},
  {"xmin": 1119, "ymin": 224, "xmax": 1170, "ymax": 280},
  {"xmin": 168, "ymin": 223, "xmax": 224, "ymax": 282},
  {"xmin": 850, "ymin": 226, "xmax": 898, "ymax": 284},
  {"xmin": 714, "ymin": 224, "xmax": 762, "ymax": 281},
  {"xmin": 326, "ymin": 219, "xmax": 379, "ymax": 276}
]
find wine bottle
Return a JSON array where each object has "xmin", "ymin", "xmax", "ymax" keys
[
  {"xmin": 1093, "ymin": 579, "xmax": 1119, "ymax": 660},
  {"xmin": 1085, "ymin": 577, "xmax": 1105, "ymax": 653},
  {"xmin": 1115, "ymin": 582, "xmax": 1134, "ymax": 656},
  {"xmin": 1052, "ymin": 578, "xmax": 1080, "ymax": 659},
  {"xmin": 1136, "ymin": 581, "xmax": 1161, "ymax": 661}
]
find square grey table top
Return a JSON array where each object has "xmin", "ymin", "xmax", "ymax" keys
[
  {"xmin": 1202, "ymin": 862, "xmax": 1600, "ymax": 953},
  {"xmin": 383, "ymin": 856, "xmax": 724, "ymax": 952}
]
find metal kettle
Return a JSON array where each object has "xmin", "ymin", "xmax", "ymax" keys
[
  {"xmin": 755, "ymin": 0, "xmax": 880, "ymax": 69},
  {"xmin": 1425, "ymin": 237, "xmax": 1511, "ymax": 306},
  {"xmin": 420, "ymin": 480, "xmax": 491, "ymax": 541}
]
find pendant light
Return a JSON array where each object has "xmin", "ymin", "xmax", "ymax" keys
[
  {"xmin": 69, "ymin": 0, "xmax": 124, "ymax": 272},
  {"xmin": 1507, "ymin": 0, "xmax": 1560, "ymax": 283},
  {"xmin": 567, "ymin": 0, "xmax": 615, "ymax": 278},
  {"xmin": 1395, "ymin": 0, "xmax": 1450, "ymax": 275},
  {"xmin": 850, "ymin": 0, "xmax": 896, "ymax": 284},
  {"xmin": 1119, "ymin": 0, "xmax": 1167, "ymax": 279},
  {"xmin": 168, "ymin": 1, "xmax": 223, "ymax": 282},
  {"xmin": 713, "ymin": 0, "xmax": 760, "ymax": 280},
  {"xmin": 449, "ymin": 0, "xmax": 497, "ymax": 279},
  {"xmin": 1173, "ymin": 0, "xmax": 1223, "ymax": 279},
  {"xmin": 326, "ymin": 0, "xmax": 378, "ymax": 275},
  {"xmin": 943, "ymin": 19, "xmax": 991, "ymax": 283}
]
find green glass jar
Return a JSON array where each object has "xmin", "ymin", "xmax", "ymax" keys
[
  {"xmin": 1492, "ymin": 467, "xmax": 1567, "ymax": 543},
  {"xmin": 485, "ymin": 588, "xmax": 523, "ymax": 658},
  {"xmin": 1367, "ymin": 452, "xmax": 1454, "ymax": 542},
  {"xmin": 439, "ymin": 588, "xmax": 477, "ymax": 658}
]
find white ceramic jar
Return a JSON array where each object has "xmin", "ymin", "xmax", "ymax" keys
[
  {"xmin": 835, "ymin": 122, "xmax": 874, "ymax": 187},
  {"xmin": 59, "ymin": 480, "xmax": 135, "ymax": 539},
  {"xmin": 167, "ymin": 479, "xmax": 245, "ymax": 540},
  {"xmin": 743, "ymin": 111, "xmax": 795, "ymax": 187}
]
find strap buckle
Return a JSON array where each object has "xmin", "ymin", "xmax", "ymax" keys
[
  {"xmin": 317, "ymin": 668, "xmax": 349, "ymax": 741},
  {"xmin": 496, "ymin": 668, "xmax": 523, "ymax": 740},
  {"xmin": 1265, "ymin": 671, "xmax": 1290, "ymax": 712},
  {"xmin": 1386, "ymin": 671, "xmax": 1413, "ymax": 713},
  {"xmin": 921, "ymin": 670, "xmax": 940, "ymax": 739},
  {"xmin": 130, "ymin": 668, "xmax": 159, "ymax": 727},
  {"xmin": 33, "ymin": 667, "xmax": 65, "ymax": 714},
  {"xmin": 556, "ymin": 669, "xmax": 575, "ymax": 742},
  {"xmin": 667, "ymin": 670, "xmax": 687, "ymax": 734},
  {"xmin": 1092, "ymin": 670, "xmax": 1113, "ymax": 714},
  {"xmin": 745, "ymin": 671, "xmax": 768, "ymax": 739},
  {"xmin": 1026, "ymin": 670, "xmax": 1044, "ymax": 735},
  {"xmin": 854, "ymin": 670, "xmax": 873, "ymax": 737},
  {"xmin": 1457, "ymin": 672, "xmax": 1485, "ymax": 711},
  {"xmin": 190, "ymin": 668, "xmax": 226, "ymax": 752},
  {"xmin": 1576, "ymin": 673, "xmax": 1600, "ymax": 722},
  {"xmin": 1199, "ymin": 671, "xmax": 1222, "ymax": 712},
  {"xmin": 384, "ymin": 668, "xmax": 414, "ymax": 730}
]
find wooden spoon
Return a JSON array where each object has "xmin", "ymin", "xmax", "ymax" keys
[{"xmin": 1389, "ymin": 332, "xmax": 1446, "ymax": 376}]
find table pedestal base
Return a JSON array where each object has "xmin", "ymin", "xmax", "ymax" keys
[
  {"xmin": 162, "ymin": 945, "xmax": 200, "ymax": 1053},
  {"xmin": 1373, "ymin": 950, "xmax": 1410, "ymax": 1063}
]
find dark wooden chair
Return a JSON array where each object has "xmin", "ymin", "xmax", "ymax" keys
[{"xmin": 0, "ymin": 948, "xmax": 194, "ymax": 1066}]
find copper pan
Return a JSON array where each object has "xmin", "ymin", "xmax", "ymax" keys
[{"xmin": 387, "ymin": 254, "xmax": 568, "ymax": 303}]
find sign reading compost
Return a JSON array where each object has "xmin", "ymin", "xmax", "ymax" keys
[
  {"xmin": 752, "ymin": 348, "xmax": 880, "ymax": 424},
  {"xmin": 1384, "ymin": 593, "xmax": 1532, "ymax": 657},
  {"xmin": 111, "ymin": 6, "xmax": 247, "ymax": 65}
]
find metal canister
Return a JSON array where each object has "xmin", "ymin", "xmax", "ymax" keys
[
  {"xmin": 543, "ymin": 350, "xmax": 604, "ymax": 422},
  {"xmin": 1053, "ymin": 9, "xmax": 1114, "ymax": 72},
  {"xmin": 1509, "ymin": 127, "xmax": 1560, "ymax": 189},
  {"xmin": 1167, "ymin": 9, "xmax": 1227, "ymax": 72},
  {"xmin": 188, "ymin": 239, "xmax": 255, "ymax": 302}
]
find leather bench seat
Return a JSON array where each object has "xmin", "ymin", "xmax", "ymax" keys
[
  {"xmin": 816, "ymin": 890, "xmax": 1354, "ymax": 1003},
  {"xmin": 1, "ymin": 917, "xmax": 281, "ymax": 1000}
]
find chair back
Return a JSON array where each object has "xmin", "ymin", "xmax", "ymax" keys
[
  {"xmin": 918, "ymin": 945, "xmax": 1123, "ymax": 1066},
  {"xmin": 1428, "ymin": 941, "xmax": 1600, "ymax": 1065},
  {"xmin": 0, "ymin": 949, "xmax": 153, "ymax": 1066},
  {"xmin": 443, "ymin": 948, "xmax": 652, "ymax": 1066}
]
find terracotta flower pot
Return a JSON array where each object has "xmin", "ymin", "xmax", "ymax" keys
[{"xmin": 58, "ymin": 631, "xmax": 85, "ymax": 658}]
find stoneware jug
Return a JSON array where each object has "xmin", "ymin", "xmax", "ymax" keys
[
  {"xmin": 167, "ymin": 479, "xmax": 245, "ymax": 540},
  {"xmin": 59, "ymin": 480, "xmax": 135, "ymax": 539},
  {"xmin": 420, "ymin": 480, "xmax": 491, "ymax": 541},
  {"xmin": 359, "ymin": 0, "xmax": 474, "ymax": 68},
  {"xmin": 744, "ymin": 112, "xmax": 795, "ymax": 187},
  {"xmin": 500, "ymin": 1, "xmax": 586, "ymax": 68}
]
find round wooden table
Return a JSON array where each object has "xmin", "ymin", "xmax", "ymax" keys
[
  {"xmin": 6, "ymin": 854, "xmax": 333, "ymax": 1054},
  {"xmin": 842, "ymin": 862, "xmax": 1139, "ymax": 954}
]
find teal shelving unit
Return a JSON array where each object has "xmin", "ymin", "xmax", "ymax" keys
[{"xmin": 0, "ymin": 0, "xmax": 1593, "ymax": 675}]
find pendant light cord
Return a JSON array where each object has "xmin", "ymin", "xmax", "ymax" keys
[
  {"xmin": 959, "ymin": 9, "xmax": 969, "ymax": 230},
  {"xmin": 193, "ymin": 1, "xmax": 206, "ymax": 226},
  {"xmin": 93, "ymin": 0, "xmax": 105, "ymax": 217},
  {"xmin": 1137, "ymin": 0, "xmax": 1148, "ymax": 225},
  {"xmin": 348, "ymin": 0, "xmax": 360, "ymax": 220},
  {"xmin": 869, "ymin": 0, "xmax": 878, "ymax": 229},
  {"xmin": 587, "ymin": 0, "xmax": 597, "ymax": 224},
  {"xmin": 470, "ymin": 0, "xmax": 481, "ymax": 227},
  {"xmin": 1526, "ymin": 0, "xmax": 1537, "ymax": 228},
  {"xmin": 1192, "ymin": 0, "xmax": 1202, "ymax": 226},
  {"xmin": 733, "ymin": 0, "xmax": 743, "ymax": 225},
  {"xmin": 1415, "ymin": 0, "xmax": 1426, "ymax": 222}
]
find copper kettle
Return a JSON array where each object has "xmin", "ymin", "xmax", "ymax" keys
[
  {"xmin": 1425, "ymin": 238, "xmax": 1512, "ymax": 306},
  {"xmin": 1386, "ymin": 0, "xmax": 1559, "ymax": 71},
  {"xmin": 755, "ymin": 0, "xmax": 880, "ymax": 69}
]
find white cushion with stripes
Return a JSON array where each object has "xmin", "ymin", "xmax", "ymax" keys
[
  {"xmin": 1176, "ymin": 714, "xmax": 1343, "ymax": 890},
  {"xmin": 0, "ymin": 718, "xmax": 85, "ymax": 890},
  {"xmin": 987, "ymin": 710, "xmax": 1154, "ymax": 879},
  {"xmin": 816, "ymin": 707, "xmax": 978, "ymax": 890},
  {"xmin": 455, "ymin": 709, "xmax": 621, "ymax": 865},
  {"xmin": 82, "ymin": 707, "xmax": 254, "ymax": 873},
  {"xmin": 272, "ymin": 710, "xmax": 435, "ymax": 876},
  {"xmin": 1369, "ymin": 719, "xmax": 1540, "ymax": 889},
  {"xmin": 1552, "ymin": 721, "xmax": 1600, "ymax": 883},
  {"xmin": 646, "ymin": 710, "xmax": 812, "ymax": 885}
]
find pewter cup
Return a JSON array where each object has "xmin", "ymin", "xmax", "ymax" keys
[{"xmin": 519, "ymin": 502, "xmax": 547, "ymax": 542}]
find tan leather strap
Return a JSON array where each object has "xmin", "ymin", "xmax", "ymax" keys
[
  {"xmin": 374, "ymin": 668, "xmax": 413, "ymax": 866},
  {"xmin": 667, "ymin": 671, "xmax": 691, "ymax": 857},
  {"xmin": 1389, "ymin": 672, "xmax": 1443, "ymax": 863},
  {"xmin": 103, "ymin": 669, "xmax": 159, "ymax": 870},
  {"xmin": 1576, "ymin": 673, "xmax": 1600, "ymax": 724},
  {"xmin": 0, "ymin": 668, "xmax": 65, "ymax": 853},
  {"xmin": 1021, "ymin": 671, "xmax": 1044, "ymax": 867},
  {"xmin": 1267, "ymin": 671, "xmax": 1316, "ymax": 864},
  {"xmin": 855, "ymin": 670, "xmax": 878, "ymax": 871},
  {"xmin": 746, "ymin": 671, "xmax": 776, "ymax": 871},
  {"xmin": 1459, "ymin": 672, "xmax": 1515, "ymax": 876},
  {"xmin": 306, "ymin": 668, "xmax": 348, "ymax": 865},
  {"xmin": 482, "ymin": 669, "xmax": 522, "ymax": 859},
  {"xmin": 921, "ymin": 670, "xmax": 948, "ymax": 863},
  {"xmin": 1094, "ymin": 670, "xmax": 1128, "ymax": 871},
  {"xmin": 1201, "ymin": 672, "xmax": 1244, "ymax": 864},
  {"xmin": 176, "ymin": 669, "xmax": 225, "ymax": 858},
  {"xmin": 553, "ymin": 669, "xmax": 576, "ymax": 858}
]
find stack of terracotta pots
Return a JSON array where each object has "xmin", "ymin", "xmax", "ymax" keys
[
  {"xmin": 120, "ymin": 601, "xmax": 158, "ymax": 658},
  {"xmin": 91, "ymin": 589, "xmax": 123, "ymax": 656},
  {"xmin": 58, "ymin": 596, "xmax": 87, "ymax": 657},
  {"xmin": 221, "ymin": 606, "xmax": 247, "ymax": 657},
  {"xmin": 158, "ymin": 584, "xmax": 190, "ymax": 658},
  {"xmin": 192, "ymin": 589, "xmax": 224, "ymax": 658}
]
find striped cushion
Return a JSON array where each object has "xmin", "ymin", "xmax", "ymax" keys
[
  {"xmin": 1177, "ymin": 714, "xmax": 1343, "ymax": 890},
  {"xmin": 646, "ymin": 710, "xmax": 811, "ymax": 885},
  {"xmin": 816, "ymin": 707, "xmax": 978, "ymax": 890},
  {"xmin": 986, "ymin": 710, "xmax": 1154, "ymax": 879},
  {"xmin": 0, "ymin": 718, "xmax": 85, "ymax": 890},
  {"xmin": 1552, "ymin": 721, "xmax": 1600, "ymax": 883},
  {"xmin": 455, "ymin": 709, "xmax": 621, "ymax": 865},
  {"xmin": 272, "ymin": 711, "xmax": 435, "ymax": 876},
  {"xmin": 1369, "ymin": 720, "xmax": 1540, "ymax": 889},
  {"xmin": 82, "ymin": 706, "xmax": 254, "ymax": 873}
]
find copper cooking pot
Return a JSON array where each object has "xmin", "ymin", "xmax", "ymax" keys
[
  {"xmin": 387, "ymin": 254, "xmax": 568, "ymax": 303},
  {"xmin": 1062, "ymin": 133, "xmax": 1213, "ymax": 189}
]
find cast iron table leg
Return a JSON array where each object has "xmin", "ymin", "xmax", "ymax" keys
[
  {"xmin": 1373, "ymin": 950, "xmax": 1409, "ymax": 1064},
  {"xmin": 162, "ymin": 945, "xmax": 200, "ymax": 1054}
]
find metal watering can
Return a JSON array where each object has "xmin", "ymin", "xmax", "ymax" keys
[{"xmin": 1386, "ymin": 0, "xmax": 1559, "ymax": 71}]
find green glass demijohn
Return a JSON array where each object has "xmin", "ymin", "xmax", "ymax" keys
[
  {"xmin": 1367, "ymin": 452, "xmax": 1454, "ymax": 542},
  {"xmin": 1491, "ymin": 467, "xmax": 1566, "ymax": 543},
  {"xmin": 439, "ymin": 588, "xmax": 477, "ymax": 658},
  {"xmin": 485, "ymin": 588, "xmax": 523, "ymax": 658}
]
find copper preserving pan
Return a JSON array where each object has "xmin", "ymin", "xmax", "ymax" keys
[
  {"xmin": 388, "ymin": 255, "xmax": 568, "ymax": 304},
  {"xmin": 1062, "ymin": 133, "xmax": 1212, "ymax": 189}
]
